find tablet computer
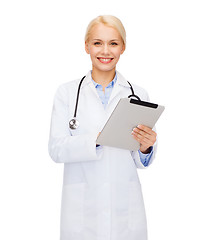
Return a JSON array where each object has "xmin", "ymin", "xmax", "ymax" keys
[{"xmin": 96, "ymin": 98, "xmax": 165, "ymax": 151}]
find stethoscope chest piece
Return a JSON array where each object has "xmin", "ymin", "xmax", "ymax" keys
[{"xmin": 69, "ymin": 118, "xmax": 79, "ymax": 130}]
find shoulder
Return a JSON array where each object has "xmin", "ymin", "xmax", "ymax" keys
[
  {"xmin": 53, "ymin": 78, "xmax": 81, "ymax": 104},
  {"xmin": 130, "ymin": 82, "xmax": 150, "ymax": 101},
  {"xmin": 56, "ymin": 71, "xmax": 91, "ymax": 94},
  {"xmin": 57, "ymin": 78, "xmax": 80, "ymax": 92},
  {"xmin": 53, "ymin": 71, "xmax": 92, "ymax": 103}
]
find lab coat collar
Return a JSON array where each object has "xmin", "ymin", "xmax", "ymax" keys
[
  {"xmin": 116, "ymin": 71, "xmax": 130, "ymax": 88},
  {"xmin": 81, "ymin": 71, "xmax": 93, "ymax": 88},
  {"xmin": 81, "ymin": 70, "xmax": 130, "ymax": 89}
]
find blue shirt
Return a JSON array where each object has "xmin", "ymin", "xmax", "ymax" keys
[{"xmin": 91, "ymin": 72, "xmax": 153, "ymax": 167}]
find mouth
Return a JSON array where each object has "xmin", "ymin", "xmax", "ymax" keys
[{"xmin": 97, "ymin": 57, "xmax": 114, "ymax": 64}]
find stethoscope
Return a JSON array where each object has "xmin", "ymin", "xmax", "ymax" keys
[{"xmin": 69, "ymin": 76, "xmax": 141, "ymax": 130}]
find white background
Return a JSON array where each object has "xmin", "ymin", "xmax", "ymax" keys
[{"xmin": 0, "ymin": 0, "xmax": 214, "ymax": 239}]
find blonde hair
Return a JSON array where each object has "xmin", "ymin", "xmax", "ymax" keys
[{"xmin": 85, "ymin": 15, "xmax": 126, "ymax": 47}]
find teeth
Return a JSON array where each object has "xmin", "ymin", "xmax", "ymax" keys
[
  {"xmin": 99, "ymin": 58, "xmax": 112, "ymax": 62},
  {"xmin": 100, "ymin": 58, "xmax": 111, "ymax": 62}
]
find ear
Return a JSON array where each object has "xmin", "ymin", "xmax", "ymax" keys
[
  {"xmin": 85, "ymin": 41, "xmax": 90, "ymax": 54},
  {"xmin": 121, "ymin": 44, "xmax": 125, "ymax": 55}
]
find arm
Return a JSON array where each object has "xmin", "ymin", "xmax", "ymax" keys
[
  {"xmin": 138, "ymin": 146, "xmax": 153, "ymax": 167},
  {"xmin": 48, "ymin": 85, "xmax": 102, "ymax": 163},
  {"xmin": 131, "ymin": 125, "xmax": 157, "ymax": 168}
]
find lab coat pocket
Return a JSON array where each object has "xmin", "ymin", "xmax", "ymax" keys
[
  {"xmin": 60, "ymin": 183, "xmax": 85, "ymax": 233},
  {"xmin": 128, "ymin": 182, "xmax": 147, "ymax": 231}
]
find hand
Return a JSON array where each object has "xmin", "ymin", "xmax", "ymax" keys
[{"xmin": 132, "ymin": 125, "xmax": 157, "ymax": 153}]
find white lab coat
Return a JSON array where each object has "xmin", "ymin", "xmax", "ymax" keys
[{"xmin": 48, "ymin": 70, "xmax": 156, "ymax": 240}]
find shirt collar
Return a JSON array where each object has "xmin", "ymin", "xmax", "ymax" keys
[{"xmin": 91, "ymin": 71, "xmax": 117, "ymax": 88}]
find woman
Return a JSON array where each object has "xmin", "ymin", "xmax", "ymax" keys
[{"xmin": 48, "ymin": 15, "xmax": 157, "ymax": 240}]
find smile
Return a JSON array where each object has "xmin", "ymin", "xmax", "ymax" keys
[{"xmin": 97, "ymin": 57, "xmax": 114, "ymax": 64}]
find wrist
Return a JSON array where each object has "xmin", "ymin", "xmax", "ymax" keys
[{"xmin": 140, "ymin": 146, "xmax": 152, "ymax": 154}]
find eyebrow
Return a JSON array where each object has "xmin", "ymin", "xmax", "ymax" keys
[{"xmin": 92, "ymin": 39, "xmax": 120, "ymax": 42}]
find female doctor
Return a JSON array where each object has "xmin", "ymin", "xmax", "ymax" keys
[{"xmin": 48, "ymin": 15, "xmax": 157, "ymax": 240}]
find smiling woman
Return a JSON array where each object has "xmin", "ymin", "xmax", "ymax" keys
[
  {"xmin": 48, "ymin": 15, "xmax": 158, "ymax": 240},
  {"xmin": 85, "ymin": 16, "xmax": 126, "ymax": 88}
]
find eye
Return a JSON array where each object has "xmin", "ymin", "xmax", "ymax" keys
[
  {"xmin": 111, "ymin": 42, "xmax": 118, "ymax": 46},
  {"xmin": 94, "ymin": 42, "xmax": 101, "ymax": 45}
]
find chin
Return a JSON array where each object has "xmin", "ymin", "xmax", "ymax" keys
[{"xmin": 95, "ymin": 64, "xmax": 117, "ymax": 72}]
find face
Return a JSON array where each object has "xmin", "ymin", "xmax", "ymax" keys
[{"xmin": 85, "ymin": 23, "xmax": 125, "ymax": 73}]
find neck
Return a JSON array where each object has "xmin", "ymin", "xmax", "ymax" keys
[{"xmin": 91, "ymin": 67, "xmax": 116, "ymax": 89}]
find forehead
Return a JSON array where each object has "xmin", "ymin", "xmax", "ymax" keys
[{"xmin": 90, "ymin": 23, "xmax": 121, "ymax": 41}]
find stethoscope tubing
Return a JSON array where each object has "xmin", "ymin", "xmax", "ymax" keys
[
  {"xmin": 69, "ymin": 76, "xmax": 141, "ymax": 129},
  {"xmin": 73, "ymin": 76, "xmax": 86, "ymax": 118},
  {"xmin": 127, "ymin": 81, "xmax": 141, "ymax": 101}
]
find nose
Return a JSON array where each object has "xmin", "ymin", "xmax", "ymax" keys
[{"xmin": 102, "ymin": 43, "xmax": 110, "ymax": 55}]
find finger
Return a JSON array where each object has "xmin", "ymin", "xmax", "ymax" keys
[
  {"xmin": 132, "ymin": 130, "xmax": 153, "ymax": 143},
  {"xmin": 134, "ymin": 136, "xmax": 153, "ymax": 146},
  {"xmin": 132, "ymin": 130, "xmax": 156, "ymax": 145},
  {"xmin": 132, "ymin": 128, "xmax": 150, "ymax": 140},
  {"xmin": 137, "ymin": 125, "xmax": 153, "ymax": 134},
  {"xmin": 132, "ymin": 133, "xmax": 153, "ymax": 147},
  {"xmin": 137, "ymin": 125, "xmax": 157, "ymax": 138},
  {"xmin": 132, "ymin": 127, "xmax": 156, "ymax": 142}
]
